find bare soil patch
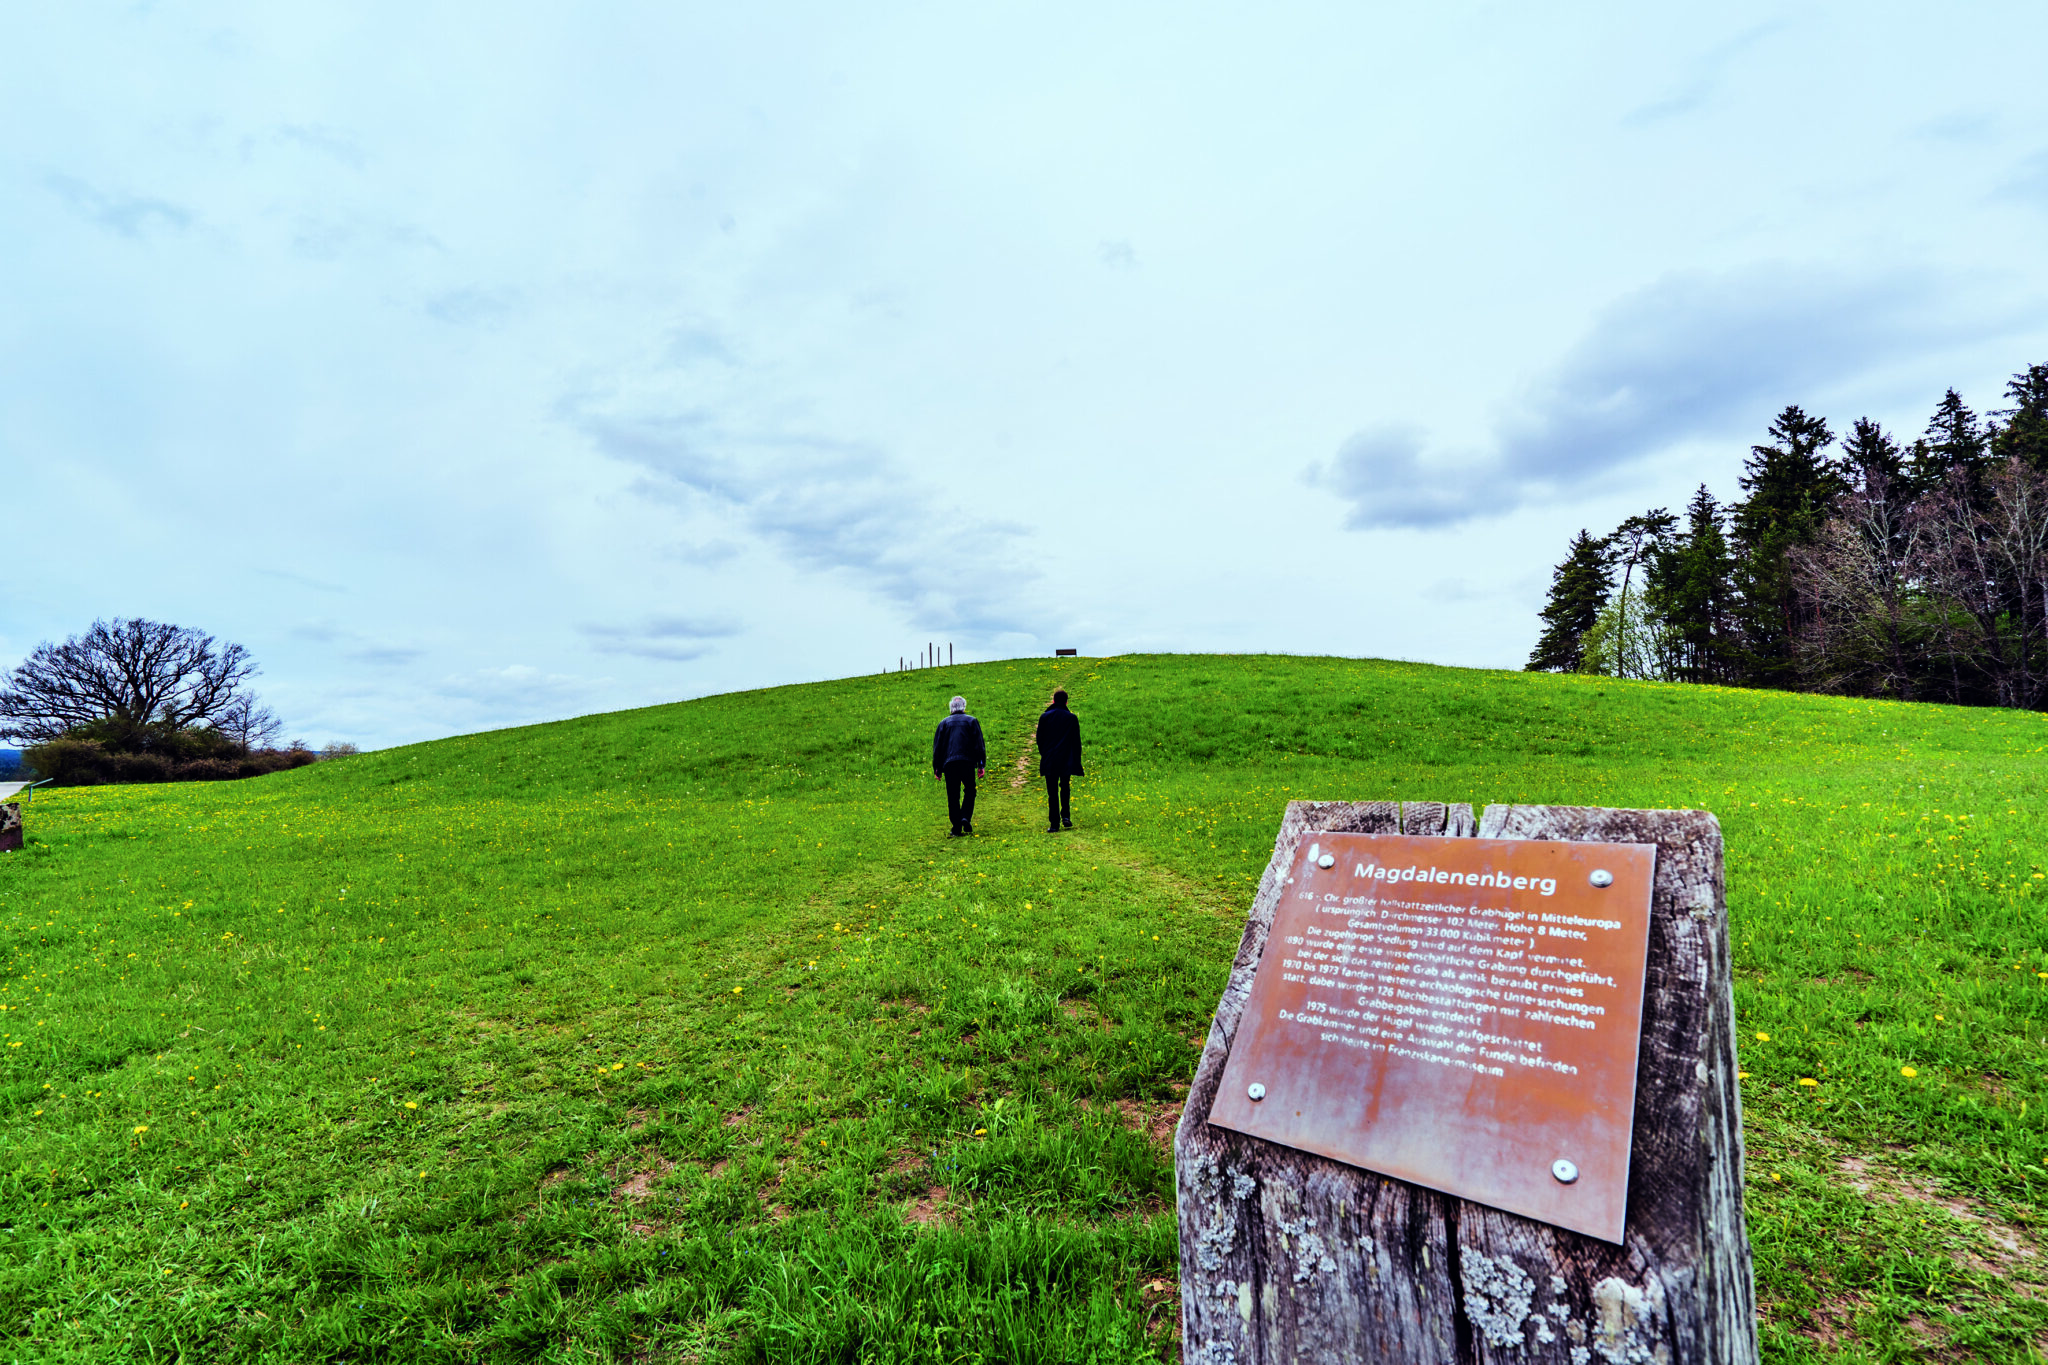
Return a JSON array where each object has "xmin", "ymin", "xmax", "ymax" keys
[
  {"xmin": 1801, "ymin": 1296, "xmax": 1867, "ymax": 1352},
  {"xmin": 1062, "ymin": 998, "xmax": 1113, "ymax": 1032},
  {"xmin": 1112, "ymin": 1096, "xmax": 1182, "ymax": 1153},
  {"xmin": 612, "ymin": 1150, "xmax": 676, "ymax": 1202},
  {"xmin": 906, "ymin": 1184, "xmax": 956, "ymax": 1227},
  {"xmin": 1836, "ymin": 1155, "xmax": 2041, "ymax": 1276}
]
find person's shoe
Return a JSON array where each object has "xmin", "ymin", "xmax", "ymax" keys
[
  {"xmin": 1047, "ymin": 825, "xmax": 1061, "ymax": 834},
  {"xmin": 1062, "ymin": 819, "xmax": 1072, "ymax": 829},
  {"xmin": 948, "ymin": 827, "xmax": 962, "ymax": 837},
  {"xmin": 964, "ymin": 824, "xmax": 974, "ymax": 836}
]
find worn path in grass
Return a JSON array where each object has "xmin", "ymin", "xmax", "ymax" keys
[{"xmin": 2, "ymin": 654, "xmax": 2046, "ymax": 1362}]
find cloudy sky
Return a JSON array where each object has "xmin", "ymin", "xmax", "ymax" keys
[{"xmin": 6, "ymin": 2, "xmax": 2046, "ymax": 748}]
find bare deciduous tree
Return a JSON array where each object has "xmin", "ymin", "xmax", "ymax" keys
[
  {"xmin": 1792, "ymin": 467, "xmax": 1926, "ymax": 700},
  {"xmin": 213, "ymin": 693, "xmax": 284, "ymax": 753},
  {"xmin": 1971, "ymin": 458, "xmax": 2048, "ymax": 709},
  {"xmin": 0, "ymin": 618, "xmax": 261, "ymax": 744},
  {"xmin": 1908, "ymin": 460, "xmax": 2048, "ymax": 710}
]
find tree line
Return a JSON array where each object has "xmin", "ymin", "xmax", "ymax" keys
[{"xmin": 1528, "ymin": 362, "xmax": 2048, "ymax": 709}]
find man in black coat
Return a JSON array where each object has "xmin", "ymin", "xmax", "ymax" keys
[
  {"xmin": 1034, "ymin": 689, "xmax": 1083, "ymax": 833},
  {"xmin": 931, "ymin": 695, "xmax": 986, "ymax": 836}
]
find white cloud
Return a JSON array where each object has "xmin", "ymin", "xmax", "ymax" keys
[{"xmin": 1312, "ymin": 265, "xmax": 2025, "ymax": 530}]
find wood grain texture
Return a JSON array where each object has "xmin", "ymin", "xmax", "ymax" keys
[
  {"xmin": 0, "ymin": 803, "xmax": 20, "ymax": 854},
  {"xmin": 1175, "ymin": 801, "xmax": 1756, "ymax": 1365}
]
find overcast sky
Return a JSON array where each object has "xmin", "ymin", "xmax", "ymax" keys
[{"xmin": 6, "ymin": 2, "xmax": 2047, "ymax": 748}]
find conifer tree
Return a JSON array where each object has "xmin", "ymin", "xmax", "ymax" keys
[
  {"xmin": 1907, "ymin": 388, "xmax": 1989, "ymax": 494},
  {"xmin": 1526, "ymin": 530, "xmax": 1612, "ymax": 673},
  {"xmin": 1990, "ymin": 363, "xmax": 2048, "ymax": 471},
  {"xmin": 1840, "ymin": 416, "xmax": 1906, "ymax": 491},
  {"xmin": 1648, "ymin": 486, "xmax": 1737, "ymax": 683},
  {"xmin": 1730, "ymin": 405, "xmax": 1844, "ymax": 688}
]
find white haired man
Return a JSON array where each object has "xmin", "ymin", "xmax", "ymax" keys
[{"xmin": 930, "ymin": 695, "xmax": 987, "ymax": 837}]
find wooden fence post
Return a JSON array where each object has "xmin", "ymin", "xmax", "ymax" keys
[{"xmin": 1175, "ymin": 800, "xmax": 1756, "ymax": 1364}]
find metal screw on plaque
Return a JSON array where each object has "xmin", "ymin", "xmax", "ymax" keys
[
  {"xmin": 1248, "ymin": 1083, "xmax": 1267, "ymax": 1102},
  {"xmin": 1317, "ymin": 853, "xmax": 1336, "ymax": 869},
  {"xmin": 1552, "ymin": 1158, "xmax": 1580, "ymax": 1184},
  {"xmin": 1589, "ymin": 869, "xmax": 1614, "ymax": 888}
]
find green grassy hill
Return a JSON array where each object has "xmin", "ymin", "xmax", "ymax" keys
[{"xmin": 3, "ymin": 654, "xmax": 2045, "ymax": 1362}]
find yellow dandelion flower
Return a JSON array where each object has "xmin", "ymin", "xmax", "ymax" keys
[
  {"xmin": 1797, "ymin": 1077, "xmax": 1819, "ymax": 1087},
  {"xmin": 1736, "ymin": 1072, "xmax": 1750, "ymax": 1079},
  {"xmin": 612, "ymin": 1063, "xmax": 624, "ymax": 1071},
  {"xmin": 1900, "ymin": 1066, "xmax": 1917, "ymax": 1077},
  {"xmin": 1754, "ymin": 1032, "xmax": 1769, "ymax": 1042},
  {"xmin": 404, "ymin": 1101, "xmax": 418, "ymax": 1110},
  {"xmin": 733, "ymin": 986, "xmax": 743, "ymax": 994},
  {"xmin": 974, "ymin": 1127, "xmax": 988, "ymax": 1136},
  {"xmin": 133, "ymin": 1124, "xmax": 148, "ymax": 1135}
]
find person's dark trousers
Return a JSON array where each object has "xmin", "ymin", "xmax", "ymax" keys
[
  {"xmin": 945, "ymin": 760, "xmax": 979, "ymax": 832},
  {"xmin": 1044, "ymin": 773, "xmax": 1071, "ymax": 830}
]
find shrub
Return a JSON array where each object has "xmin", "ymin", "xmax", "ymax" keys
[{"xmin": 23, "ymin": 736, "xmax": 320, "ymax": 787}]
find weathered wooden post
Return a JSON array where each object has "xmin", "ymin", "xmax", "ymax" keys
[
  {"xmin": 1176, "ymin": 800, "xmax": 1755, "ymax": 1363},
  {"xmin": 0, "ymin": 803, "xmax": 21, "ymax": 853}
]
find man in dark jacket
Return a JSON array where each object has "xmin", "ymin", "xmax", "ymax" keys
[
  {"xmin": 1034, "ymin": 689, "xmax": 1083, "ymax": 833},
  {"xmin": 931, "ymin": 695, "xmax": 986, "ymax": 836}
]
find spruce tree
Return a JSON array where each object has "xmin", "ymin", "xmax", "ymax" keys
[
  {"xmin": 1990, "ymin": 363, "xmax": 2048, "ymax": 471},
  {"xmin": 1840, "ymin": 417, "xmax": 1906, "ymax": 491},
  {"xmin": 1526, "ymin": 530, "xmax": 1612, "ymax": 673},
  {"xmin": 1730, "ymin": 405, "xmax": 1844, "ymax": 687},
  {"xmin": 1648, "ymin": 486, "xmax": 1737, "ymax": 683},
  {"xmin": 1907, "ymin": 388, "xmax": 1989, "ymax": 494}
]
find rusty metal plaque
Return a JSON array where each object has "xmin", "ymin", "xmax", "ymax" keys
[{"xmin": 1210, "ymin": 831, "xmax": 1656, "ymax": 1243}]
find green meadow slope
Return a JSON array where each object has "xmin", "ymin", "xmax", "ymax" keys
[{"xmin": 2, "ymin": 654, "xmax": 2045, "ymax": 1362}]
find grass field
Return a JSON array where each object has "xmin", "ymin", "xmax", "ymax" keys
[{"xmin": 3, "ymin": 653, "xmax": 2046, "ymax": 1363}]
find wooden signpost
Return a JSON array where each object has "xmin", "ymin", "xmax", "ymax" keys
[
  {"xmin": 0, "ymin": 803, "xmax": 21, "ymax": 854},
  {"xmin": 1176, "ymin": 800, "xmax": 1756, "ymax": 1364}
]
